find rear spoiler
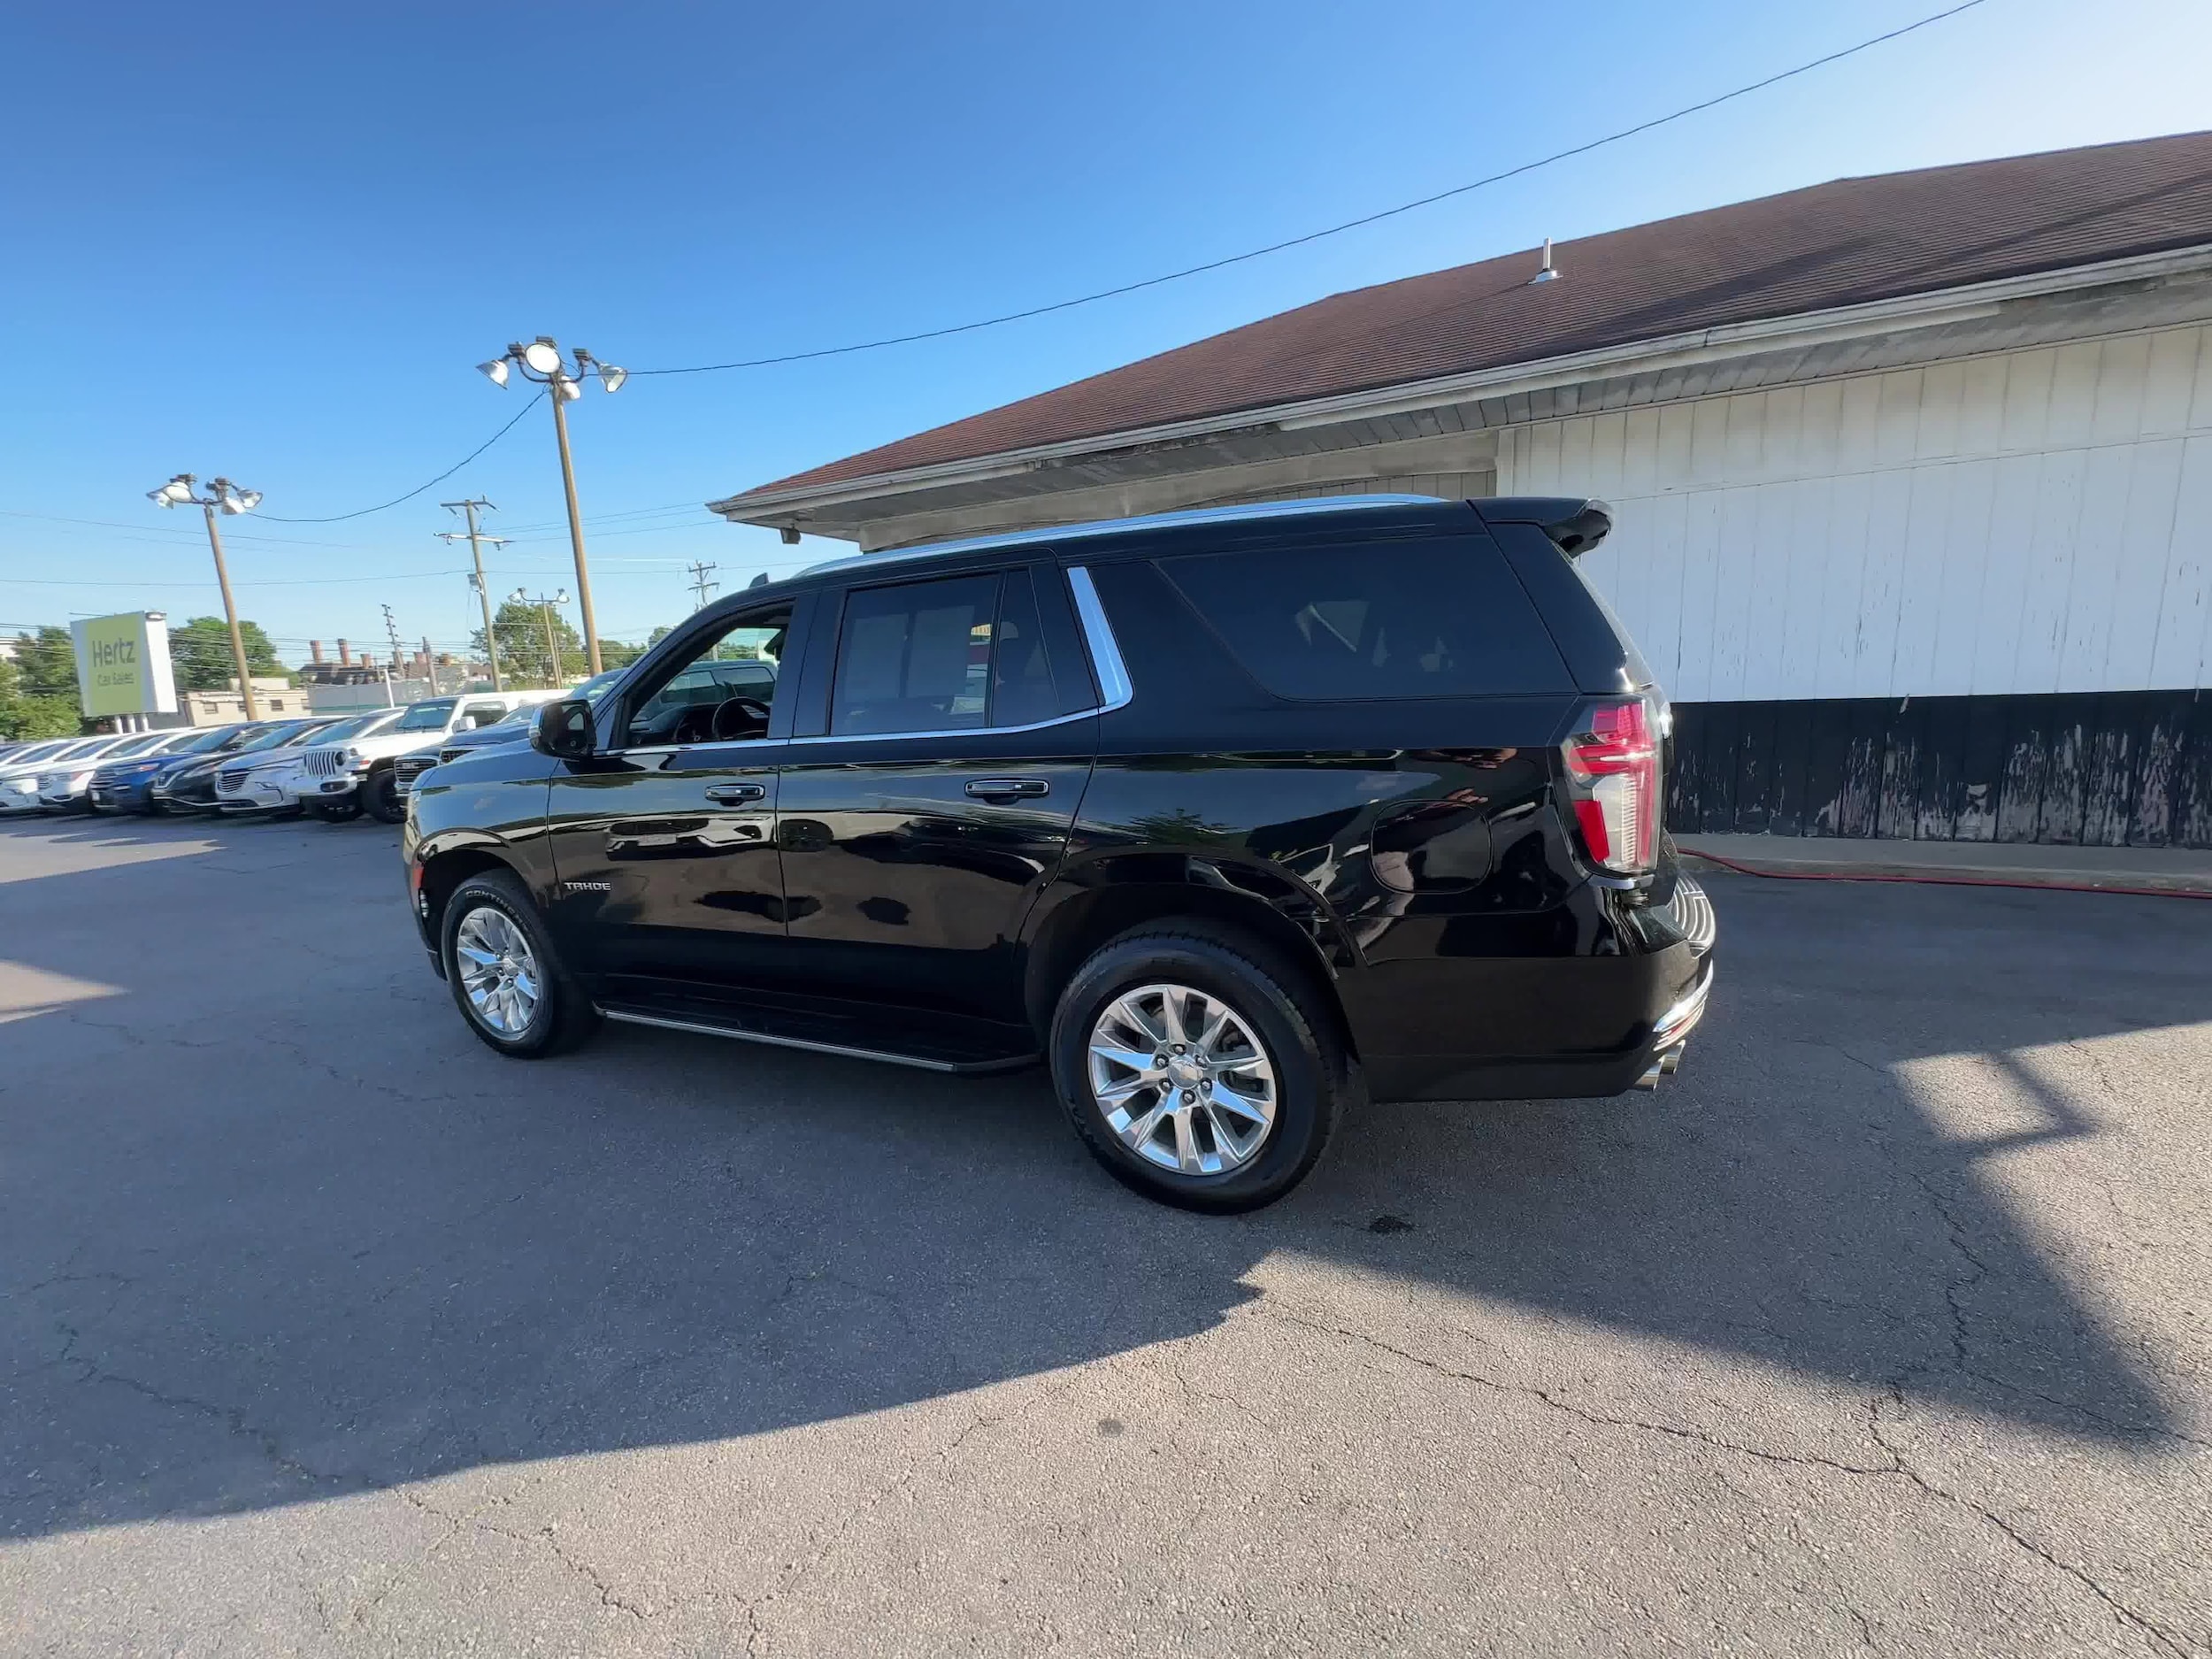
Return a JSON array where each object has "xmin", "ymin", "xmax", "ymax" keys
[{"xmin": 1471, "ymin": 497, "xmax": 1612, "ymax": 558}]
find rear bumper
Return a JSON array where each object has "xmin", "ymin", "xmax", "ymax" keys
[{"xmin": 1353, "ymin": 873, "xmax": 1718, "ymax": 1103}]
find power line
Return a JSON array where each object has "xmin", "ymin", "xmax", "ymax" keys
[
  {"xmin": 255, "ymin": 389, "xmax": 547, "ymax": 523},
  {"xmin": 630, "ymin": 0, "xmax": 1993, "ymax": 379},
  {"xmin": 0, "ymin": 510, "xmax": 376, "ymax": 549}
]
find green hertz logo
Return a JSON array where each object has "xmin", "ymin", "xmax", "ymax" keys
[{"xmin": 70, "ymin": 612, "xmax": 175, "ymax": 718}]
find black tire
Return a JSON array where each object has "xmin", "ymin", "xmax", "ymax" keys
[
  {"xmin": 439, "ymin": 869, "xmax": 599, "ymax": 1057},
  {"xmin": 307, "ymin": 797, "xmax": 364, "ymax": 823},
  {"xmin": 1048, "ymin": 924, "xmax": 1348, "ymax": 1213},
  {"xmin": 363, "ymin": 767, "xmax": 404, "ymax": 824}
]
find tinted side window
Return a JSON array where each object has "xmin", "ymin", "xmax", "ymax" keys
[
  {"xmin": 832, "ymin": 574, "xmax": 998, "ymax": 736},
  {"xmin": 990, "ymin": 568, "xmax": 1059, "ymax": 728},
  {"xmin": 1159, "ymin": 536, "xmax": 1573, "ymax": 700}
]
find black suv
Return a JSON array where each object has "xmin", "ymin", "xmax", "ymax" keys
[{"xmin": 404, "ymin": 496, "xmax": 1715, "ymax": 1210}]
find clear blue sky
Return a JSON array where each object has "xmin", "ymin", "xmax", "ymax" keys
[{"xmin": 3, "ymin": 0, "xmax": 2207, "ymax": 663}]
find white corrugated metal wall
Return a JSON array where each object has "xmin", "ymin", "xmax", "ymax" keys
[
  {"xmin": 1198, "ymin": 471, "xmax": 1497, "ymax": 510},
  {"xmin": 1497, "ymin": 326, "xmax": 2212, "ymax": 703}
]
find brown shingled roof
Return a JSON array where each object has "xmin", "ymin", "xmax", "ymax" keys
[{"xmin": 734, "ymin": 130, "xmax": 2212, "ymax": 502}]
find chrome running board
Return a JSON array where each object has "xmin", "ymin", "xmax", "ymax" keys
[{"xmin": 599, "ymin": 1005, "xmax": 1006, "ymax": 1073}]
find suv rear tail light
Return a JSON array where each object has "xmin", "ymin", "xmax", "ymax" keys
[{"xmin": 1562, "ymin": 695, "xmax": 1660, "ymax": 876}]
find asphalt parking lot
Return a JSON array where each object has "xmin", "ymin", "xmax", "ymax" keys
[{"xmin": 2, "ymin": 815, "xmax": 2207, "ymax": 1657}]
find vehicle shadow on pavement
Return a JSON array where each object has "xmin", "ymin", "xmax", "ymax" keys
[{"xmin": 0, "ymin": 819, "xmax": 2197, "ymax": 1540}]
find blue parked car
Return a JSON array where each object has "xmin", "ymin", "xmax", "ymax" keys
[{"xmin": 88, "ymin": 724, "xmax": 266, "ymax": 813}]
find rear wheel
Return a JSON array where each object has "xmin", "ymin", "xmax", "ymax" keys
[
  {"xmin": 363, "ymin": 767, "xmax": 404, "ymax": 824},
  {"xmin": 1049, "ymin": 925, "xmax": 1348, "ymax": 1212},
  {"xmin": 440, "ymin": 870, "xmax": 598, "ymax": 1057}
]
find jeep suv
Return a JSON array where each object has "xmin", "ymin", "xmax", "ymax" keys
[
  {"xmin": 404, "ymin": 496, "xmax": 1716, "ymax": 1211},
  {"xmin": 296, "ymin": 691, "xmax": 555, "ymax": 823}
]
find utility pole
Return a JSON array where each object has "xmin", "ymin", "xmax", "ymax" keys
[
  {"xmin": 421, "ymin": 636, "xmax": 439, "ymax": 696},
  {"xmin": 204, "ymin": 506, "xmax": 258, "ymax": 720},
  {"xmin": 382, "ymin": 604, "xmax": 408, "ymax": 699},
  {"xmin": 514, "ymin": 588, "xmax": 571, "ymax": 687},
  {"xmin": 439, "ymin": 497, "xmax": 510, "ymax": 691},
  {"xmin": 549, "ymin": 387, "xmax": 602, "ymax": 675},
  {"xmin": 147, "ymin": 474, "xmax": 263, "ymax": 719},
  {"xmin": 478, "ymin": 338, "xmax": 627, "ymax": 678},
  {"xmin": 687, "ymin": 560, "xmax": 719, "ymax": 611}
]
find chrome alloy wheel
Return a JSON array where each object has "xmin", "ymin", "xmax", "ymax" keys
[
  {"xmin": 454, "ymin": 906, "xmax": 541, "ymax": 1036},
  {"xmin": 1087, "ymin": 982, "xmax": 1278, "ymax": 1176}
]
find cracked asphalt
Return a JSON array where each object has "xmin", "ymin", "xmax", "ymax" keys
[{"xmin": 2, "ymin": 814, "xmax": 2208, "ymax": 1656}]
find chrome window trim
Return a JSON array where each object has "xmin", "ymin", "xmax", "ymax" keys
[
  {"xmin": 614, "ymin": 710, "xmax": 1105, "ymax": 757},
  {"xmin": 797, "ymin": 494, "xmax": 1446, "ymax": 579},
  {"xmin": 784, "ymin": 707, "xmax": 1097, "ymax": 749},
  {"xmin": 1064, "ymin": 565, "xmax": 1132, "ymax": 712},
  {"xmin": 605, "ymin": 564, "xmax": 1137, "ymax": 755}
]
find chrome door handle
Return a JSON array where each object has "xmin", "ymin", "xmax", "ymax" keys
[
  {"xmin": 704, "ymin": 781, "xmax": 767, "ymax": 804},
  {"xmin": 965, "ymin": 777, "xmax": 1049, "ymax": 799}
]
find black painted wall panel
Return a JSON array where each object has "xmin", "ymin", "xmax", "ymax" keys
[
  {"xmin": 2177, "ymin": 695, "xmax": 2212, "ymax": 849},
  {"xmin": 1734, "ymin": 702, "xmax": 1776, "ymax": 833},
  {"xmin": 1669, "ymin": 691, "xmax": 2212, "ymax": 849},
  {"xmin": 1802, "ymin": 703, "xmax": 1851, "ymax": 839},
  {"xmin": 1955, "ymin": 698, "xmax": 2008, "ymax": 843}
]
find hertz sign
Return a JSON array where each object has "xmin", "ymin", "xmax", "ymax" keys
[{"xmin": 70, "ymin": 612, "xmax": 179, "ymax": 718}]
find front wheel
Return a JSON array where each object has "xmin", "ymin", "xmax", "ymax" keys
[
  {"xmin": 1049, "ymin": 926, "xmax": 1348, "ymax": 1213},
  {"xmin": 363, "ymin": 768, "xmax": 405, "ymax": 824},
  {"xmin": 440, "ymin": 870, "xmax": 599, "ymax": 1057}
]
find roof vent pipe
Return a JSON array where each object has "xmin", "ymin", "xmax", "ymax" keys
[{"xmin": 1531, "ymin": 238, "xmax": 1557, "ymax": 284}]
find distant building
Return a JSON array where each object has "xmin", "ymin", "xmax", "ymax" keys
[
  {"xmin": 181, "ymin": 678, "xmax": 309, "ymax": 726},
  {"xmin": 714, "ymin": 133, "xmax": 2212, "ymax": 849}
]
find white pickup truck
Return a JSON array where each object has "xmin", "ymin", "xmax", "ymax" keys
[
  {"xmin": 287, "ymin": 691, "xmax": 557, "ymax": 823},
  {"xmin": 215, "ymin": 707, "xmax": 408, "ymax": 817}
]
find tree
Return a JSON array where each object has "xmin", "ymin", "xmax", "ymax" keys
[
  {"xmin": 15, "ymin": 626, "xmax": 79, "ymax": 698},
  {"xmin": 472, "ymin": 602, "xmax": 643, "ymax": 684},
  {"xmin": 3, "ymin": 629, "xmax": 83, "ymax": 738},
  {"xmin": 474, "ymin": 599, "xmax": 586, "ymax": 687},
  {"xmin": 167, "ymin": 616, "xmax": 289, "ymax": 691}
]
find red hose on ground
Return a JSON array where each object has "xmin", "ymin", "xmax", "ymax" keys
[{"xmin": 1676, "ymin": 846, "xmax": 2212, "ymax": 901}]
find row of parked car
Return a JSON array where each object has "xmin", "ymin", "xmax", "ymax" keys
[{"xmin": 0, "ymin": 673, "xmax": 618, "ymax": 825}]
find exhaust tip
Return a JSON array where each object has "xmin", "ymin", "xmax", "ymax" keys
[
  {"xmin": 1659, "ymin": 1044, "xmax": 1684, "ymax": 1075},
  {"xmin": 1632, "ymin": 1063, "xmax": 1663, "ymax": 1091}
]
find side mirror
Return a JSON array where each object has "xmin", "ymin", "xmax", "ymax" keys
[{"xmin": 532, "ymin": 699, "xmax": 595, "ymax": 760}]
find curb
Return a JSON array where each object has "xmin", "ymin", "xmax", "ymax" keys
[{"xmin": 1675, "ymin": 845, "xmax": 2212, "ymax": 899}]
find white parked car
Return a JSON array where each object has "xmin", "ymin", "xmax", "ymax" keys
[
  {"xmin": 215, "ymin": 707, "xmax": 408, "ymax": 818},
  {"xmin": 36, "ymin": 730, "xmax": 203, "ymax": 813},
  {"xmin": 0, "ymin": 737, "xmax": 116, "ymax": 815},
  {"xmin": 293, "ymin": 691, "xmax": 558, "ymax": 824}
]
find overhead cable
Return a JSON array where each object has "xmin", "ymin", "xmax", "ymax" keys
[
  {"xmin": 630, "ymin": 1, "xmax": 1992, "ymax": 378},
  {"xmin": 255, "ymin": 390, "xmax": 547, "ymax": 523}
]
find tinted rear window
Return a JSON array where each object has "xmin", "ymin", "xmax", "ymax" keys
[{"xmin": 1159, "ymin": 536, "xmax": 1572, "ymax": 700}]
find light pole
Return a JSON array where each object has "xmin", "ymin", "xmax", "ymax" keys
[
  {"xmin": 438, "ymin": 498, "xmax": 510, "ymax": 691},
  {"xmin": 148, "ymin": 473, "xmax": 264, "ymax": 720},
  {"xmin": 513, "ymin": 587, "xmax": 571, "ymax": 687},
  {"xmin": 479, "ymin": 336, "xmax": 626, "ymax": 675}
]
